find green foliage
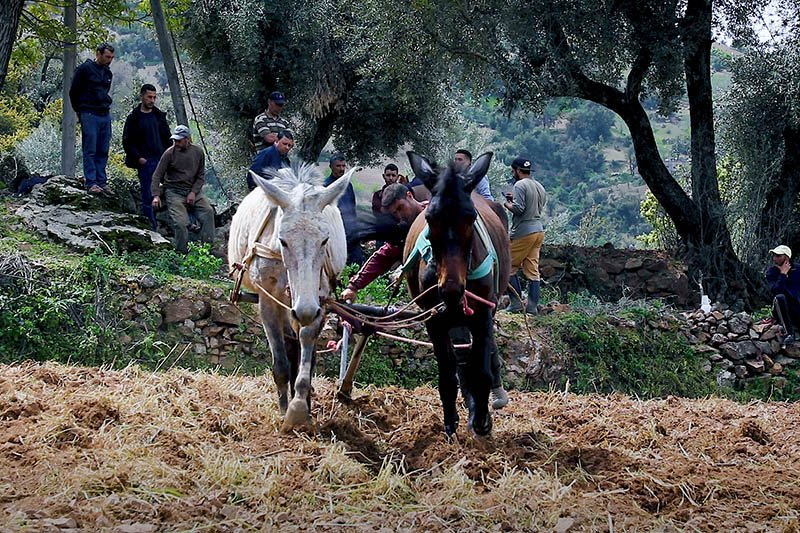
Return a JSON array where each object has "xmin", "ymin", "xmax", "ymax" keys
[
  {"xmin": 124, "ymin": 243, "xmax": 223, "ymax": 281},
  {"xmin": 548, "ymin": 306, "xmax": 717, "ymax": 398}
]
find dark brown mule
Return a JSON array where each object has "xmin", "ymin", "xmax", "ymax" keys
[{"xmin": 403, "ymin": 151, "xmax": 510, "ymax": 436}]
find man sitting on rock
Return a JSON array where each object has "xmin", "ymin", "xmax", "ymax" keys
[
  {"xmin": 151, "ymin": 125, "xmax": 215, "ymax": 254},
  {"xmin": 765, "ymin": 244, "xmax": 800, "ymax": 345}
]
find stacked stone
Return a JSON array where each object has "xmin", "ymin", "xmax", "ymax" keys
[
  {"xmin": 117, "ymin": 275, "xmax": 265, "ymax": 368},
  {"xmin": 681, "ymin": 307, "xmax": 800, "ymax": 387}
]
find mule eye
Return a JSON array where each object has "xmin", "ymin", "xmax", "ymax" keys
[{"xmin": 279, "ymin": 238, "xmax": 288, "ymax": 247}]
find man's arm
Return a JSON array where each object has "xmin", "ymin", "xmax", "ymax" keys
[
  {"xmin": 191, "ymin": 150, "xmax": 206, "ymax": 195},
  {"xmin": 341, "ymin": 242, "xmax": 403, "ymax": 300},
  {"xmin": 151, "ymin": 148, "xmax": 171, "ymax": 198},
  {"xmin": 68, "ymin": 63, "xmax": 85, "ymax": 113},
  {"xmin": 505, "ymin": 183, "xmax": 526, "ymax": 214},
  {"xmin": 121, "ymin": 113, "xmax": 140, "ymax": 163}
]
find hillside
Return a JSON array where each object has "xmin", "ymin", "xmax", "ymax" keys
[{"xmin": 2, "ymin": 361, "xmax": 799, "ymax": 531}]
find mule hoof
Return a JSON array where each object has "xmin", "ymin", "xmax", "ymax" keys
[
  {"xmin": 281, "ymin": 398, "xmax": 310, "ymax": 431},
  {"xmin": 469, "ymin": 413, "xmax": 492, "ymax": 437},
  {"xmin": 444, "ymin": 423, "xmax": 458, "ymax": 437}
]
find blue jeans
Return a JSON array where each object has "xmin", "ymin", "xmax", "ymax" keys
[
  {"xmin": 79, "ymin": 111, "xmax": 112, "ymax": 189},
  {"xmin": 137, "ymin": 158, "xmax": 159, "ymax": 230}
]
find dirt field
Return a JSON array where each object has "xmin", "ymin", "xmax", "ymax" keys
[{"xmin": 1, "ymin": 361, "xmax": 799, "ymax": 532}]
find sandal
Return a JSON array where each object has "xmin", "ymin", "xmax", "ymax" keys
[
  {"xmin": 87, "ymin": 185, "xmax": 103, "ymax": 194},
  {"xmin": 101, "ymin": 185, "xmax": 114, "ymax": 195}
]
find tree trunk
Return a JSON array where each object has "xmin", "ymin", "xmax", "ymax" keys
[
  {"xmin": 759, "ymin": 124, "xmax": 800, "ymax": 253},
  {"xmin": 298, "ymin": 110, "xmax": 339, "ymax": 163},
  {"xmin": 60, "ymin": 0, "xmax": 77, "ymax": 177},
  {"xmin": 150, "ymin": 0, "xmax": 188, "ymax": 126},
  {"xmin": 0, "ymin": 0, "xmax": 25, "ymax": 91},
  {"xmin": 679, "ymin": 0, "xmax": 757, "ymax": 302}
]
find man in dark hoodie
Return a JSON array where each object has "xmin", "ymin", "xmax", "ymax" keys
[
  {"xmin": 69, "ymin": 43, "xmax": 115, "ymax": 195},
  {"xmin": 122, "ymin": 84, "xmax": 172, "ymax": 230}
]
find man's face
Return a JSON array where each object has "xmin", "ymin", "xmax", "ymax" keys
[
  {"xmin": 276, "ymin": 136, "xmax": 294, "ymax": 155},
  {"xmin": 386, "ymin": 195, "xmax": 418, "ymax": 225},
  {"xmin": 141, "ymin": 90, "xmax": 157, "ymax": 110},
  {"xmin": 174, "ymin": 137, "xmax": 189, "ymax": 149},
  {"xmin": 96, "ymin": 49, "xmax": 114, "ymax": 66},
  {"xmin": 268, "ymin": 99, "xmax": 285, "ymax": 115},
  {"xmin": 330, "ymin": 160, "xmax": 347, "ymax": 179},
  {"xmin": 453, "ymin": 153, "xmax": 471, "ymax": 172},
  {"xmin": 383, "ymin": 168, "xmax": 399, "ymax": 185},
  {"xmin": 773, "ymin": 254, "xmax": 789, "ymax": 267}
]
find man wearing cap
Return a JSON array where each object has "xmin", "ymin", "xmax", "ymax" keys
[
  {"xmin": 151, "ymin": 125, "xmax": 216, "ymax": 254},
  {"xmin": 247, "ymin": 130, "xmax": 294, "ymax": 190},
  {"xmin": 123, "ymin": 83, "xmax": 172, "ymax": 230},
  {"xmin": 503, "ymin": 156, "xmax": 547, "ymax": 314},
  {"xmin": 69, "ymin": 42, "xmax": 115, "ymax": 195},
  {"xmin": 251, "ymin": 92, "xmax": 292, "ymax": 153},
  {"xmin": 324, "ymin": 154, "xmax": 363, "ymax": 265},
  {"xmin": 765, "ymin": 245, "xmax": 800, "ymax": 345},
  {"xmin": 454, "ymin": 149, "xmax": 494, "ymax": 201}
]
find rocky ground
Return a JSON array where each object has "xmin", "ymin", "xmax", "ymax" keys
[{"xmin": 2, "ymin": 362, "xmax": 800, "ymax": 532}]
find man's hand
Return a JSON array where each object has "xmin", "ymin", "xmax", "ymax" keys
[
  {"xmin": 341, "ymin": 287, "xmax": 357, "ymax": 303},
  {"xmin": 264, "ymin": 132, "xmax": 277, "ymax": 145},
  {"xmin": 780, "ymin": 261, "xmax": 792, "ymax": 275},
  {"xmin": 186, "ymin": 191, "xmax": 196, "ymax": 206},
  {"xmin": 138, "ymin": 157, "xmax": 147, "ymax": 167},
  {"xmin": 152, "ymin": 196, "xmax": 162, "ymax": 209}
]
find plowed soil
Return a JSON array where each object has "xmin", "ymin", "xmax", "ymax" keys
[{"xmin": 1, "ymin": 362, "xmax": 799, "ymax": 532}]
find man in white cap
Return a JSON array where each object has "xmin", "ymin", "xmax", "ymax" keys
[
  {"xmin": 765, "ymin": 244, "xmax": 800, "ymax": 345},
  {"xmin": 151, "ymin": 125, "xmax": 215, "ymax": 253}
]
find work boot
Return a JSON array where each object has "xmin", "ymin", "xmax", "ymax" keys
[
  {"xmin": 491, "ymin": 386, "xmax": 509, "ymax": 409},
  {"xmin": 526, "ymin": 280, "xmax": 540, "ymax": 315},
  {"xmin": 504, "ymin": 274, "xmax": 524, "ymax": 313}
]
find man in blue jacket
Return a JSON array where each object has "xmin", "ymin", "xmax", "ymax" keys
[
  {"xmin": 122, "ymin": 84, "xmax": 172, "ymax": 230},
  {"xmin": 324, "ymin": 154, "xmax": 362, "ymax": 265},
  {"xmin": 765, "ymin": 244, "xmax": 800, "ymax": 345},
  {"xmin": 247, "ymin": 130, "xmax": 294, "ymax": 190},
  {"xmin": 69, "ymin": 43, "xmax": 115, "ymax": 194}
]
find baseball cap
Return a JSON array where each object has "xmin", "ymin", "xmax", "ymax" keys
[
  {"xmin": 769, "ymin": 245, "xmax": 792, "ymax": 258},
  {"xmin": 511, "ymin": 156, "xmax": 532, "ymax": 170},
  {"xmin": 269, "ymin": 91, "xmax": 287, "ymax": 104},
  {"xmin": 170, "ymin": 125, "xmax": 190, "ymax": 140}
]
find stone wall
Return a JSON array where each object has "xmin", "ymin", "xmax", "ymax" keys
[{"xmin": 540, "ymin": 244, "xmax": 694, "ymax": 306}]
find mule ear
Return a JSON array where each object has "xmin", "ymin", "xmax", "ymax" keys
[
  {"xmin": 464, "ymin": 151, "xmax": 493, "ymax": 193},
  {"xmin": 251, "ymin": 171, "xmax": 291, "ymax": 209},
  {"xmin": 318, "ymin": 167, "xmax": 355, "ymax": 209},
  {"xmin": 407, "ymin": 151, "xmax": 438, "ymax": 191}
]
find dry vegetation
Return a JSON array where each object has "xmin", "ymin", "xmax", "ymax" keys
[{"xmin": 2, "ymin": 361, "xmax": 800, "ymax": 532}]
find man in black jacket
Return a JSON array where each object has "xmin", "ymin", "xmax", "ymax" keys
[
  {"xmin": 123, "ymin": 84, "xmax": 172, "ymax": 230},
  {"xmin": 69, "ymin": 43, "xmax": 114, "ymax": 194}
]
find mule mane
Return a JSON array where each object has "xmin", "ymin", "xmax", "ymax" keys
[{"xmin": 261, "ymin": 162, "xmax": 325, "ymax": 192}]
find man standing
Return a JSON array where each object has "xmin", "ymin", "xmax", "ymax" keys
[
  {"xmin": 324, "ymin": 154, "xmax": 362, "ymax": 265},
  {"xmin": 765, "ymin": 245, "xmax": 800, "ymax": 345},
  {"xmin": 151, "ymin": 125, "xmax": 215, "ymax": 253},
  {"xmin": 503, "ymin": 157, "xmax": 546, "ymax": 314},
  {"xmin": 372, "ymin": 164, "xmax": 400, "ymax": 215},
  {"xmin": 122, "ymin": 84, "xmax": 172, "ymax": 230},
  {"xmin": 247, "ymin": 130, "xmax": 294, "ymax": 189},
  {"xmin": 251, "ymin": 91, "xmax": 292, "ymax": 153},
  {"xmin": 454, "ymin": 149, "xmax": 494, "ymax": 201},
  {"xmin": 69, "ymin": 43, "xmax": 115, "ymax": 194}
]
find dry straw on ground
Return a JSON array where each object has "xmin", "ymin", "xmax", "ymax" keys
[{"xmin": 1, "ymin": 361, "xmax": 799, "ymax": 532}]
